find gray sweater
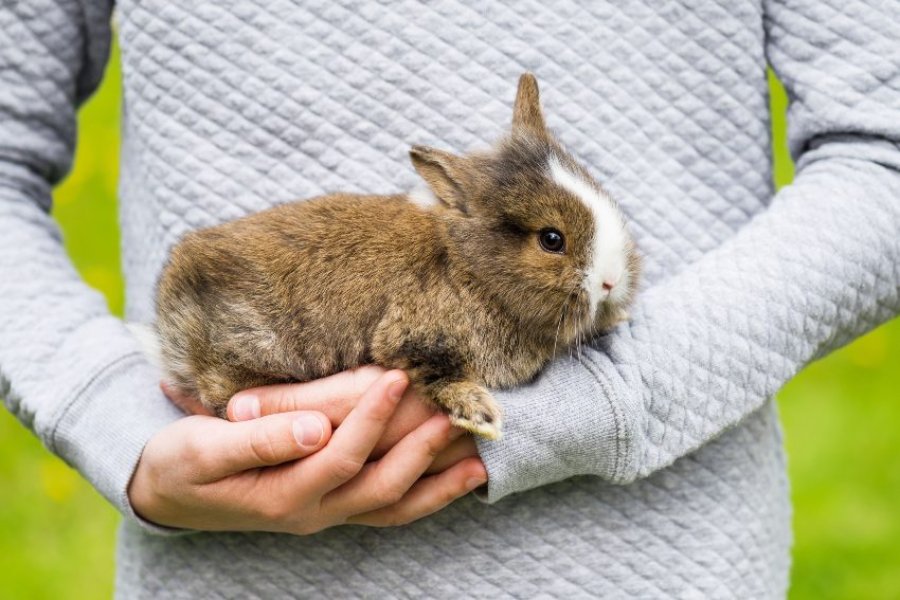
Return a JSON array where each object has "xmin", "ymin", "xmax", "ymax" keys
[{"xmin": 2, "ymin": 0, "xmax": 899, "ymax": 597}]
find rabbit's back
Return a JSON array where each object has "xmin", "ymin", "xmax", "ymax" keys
[{"xmin": 156, "ymin": 194, "xmax": 449, "ymax": 410}]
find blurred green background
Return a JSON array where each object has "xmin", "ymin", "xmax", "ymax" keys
[{"xmin": 1, "ymin": 43, "xmax": 898, "ymax": 599}]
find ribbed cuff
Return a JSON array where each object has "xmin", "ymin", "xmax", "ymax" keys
[
  {"xmin": 473, "ymin": 354, "xmax": 635, "ymax": 503},
  {"xmin": 42, "ymin": 321, "xmax": 186, "ymax": 534}
]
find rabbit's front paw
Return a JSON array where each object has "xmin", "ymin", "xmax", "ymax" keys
[{"xmin": 436, "ymin": 382, "xmax": 503, "ymax": 440}]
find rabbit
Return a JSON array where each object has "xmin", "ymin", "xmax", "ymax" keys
[{"xmin": 151, "ymin": 74, "xmax": 640, "ymax": 440}]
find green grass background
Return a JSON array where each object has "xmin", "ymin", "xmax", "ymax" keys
[{"xmin": 1, "ymin": 45, "xmax": 898, "ymax": 599}]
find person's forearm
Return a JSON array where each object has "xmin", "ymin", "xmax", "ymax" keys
[
  {"xmin": 476, "ymin": 0, "xmax": 900, "ymax": 502},
  {"xmin": 0, "ymin": 160, "xmax": 185, "ymax": 517},
  {"xmin": 0, "ymin": 0, "xmax": 183, "ymax": 517},
  {"xmin": 620, "ymin": 148, "xmax": 900, "ymax": 479},
  {"xmin": 477, "ymin": 145, "xmax": 900, "ymax": 502}
]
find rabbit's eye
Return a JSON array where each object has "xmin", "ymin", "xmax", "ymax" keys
[{"xmin": 539, "ymin": 228, "xmax": 565, "ymax": 253}]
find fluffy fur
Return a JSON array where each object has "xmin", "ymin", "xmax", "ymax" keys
[{"xmin": 154, "ymin": 74, "xmax": 640, "ymax": 439}]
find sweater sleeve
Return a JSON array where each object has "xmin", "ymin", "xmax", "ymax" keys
[
  {"xmin": 476, "ymin": 0, "xmax": 900, "ymax": 502},
  {"xmin": 0, "ymin": 1, "xmax": 183, "ymax": 518}
]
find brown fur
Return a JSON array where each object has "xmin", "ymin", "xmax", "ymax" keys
[{"xmin": 155, "ymin": 74, "xmax": 641, "ymax": 439}]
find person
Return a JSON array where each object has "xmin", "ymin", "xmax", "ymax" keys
[{"xmin": 1, "ymin": 0, "xmax": 898, "ymax": 597}]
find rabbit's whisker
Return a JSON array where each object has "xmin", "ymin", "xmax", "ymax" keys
[{"xmin": 554, "ymin": 282, "xmax": 580, "ymax": 359}]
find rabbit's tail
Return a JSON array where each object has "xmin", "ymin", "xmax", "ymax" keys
[{"xmin": 126, "ymin": 322, "xmax": 163, "ymax": 369}]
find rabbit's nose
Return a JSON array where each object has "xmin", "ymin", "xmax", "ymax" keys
[
  {"xmin": 602, "ymin": 276, "xmax": 621, "ymax": 292},
  {"xmin": 601, "ymin": 272, "xmax": 623, "ymax": 296}
]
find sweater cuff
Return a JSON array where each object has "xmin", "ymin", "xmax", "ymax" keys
[
  {"xmin": 44, "ymin": 336, "xmax": 185, "ymax": 533},
  {"xmin": 473, "ymin": 353, "xmax": 637, "ymax": 503}
]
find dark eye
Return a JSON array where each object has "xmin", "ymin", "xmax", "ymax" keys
[{"xmin": 538, "ymin": 228, "xmax": 565, "ymax": 253}]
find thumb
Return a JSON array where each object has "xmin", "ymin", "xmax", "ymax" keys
[{"xmin": 206, "ymin": 411, "xmax": 333, "ymax": 478}]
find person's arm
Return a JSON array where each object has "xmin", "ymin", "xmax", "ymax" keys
[
  {"xmin": 1, "ymin": 1, "xmax": 486, "ymax": 531},
  {"xmin": 0, "ymin": 0, "xmax": 188, "ymax": 517},
  {"xmin": 475, "ymin": 0, "xmax": 900, "ymax": 501}
]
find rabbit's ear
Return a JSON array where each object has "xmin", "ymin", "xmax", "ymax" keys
[
  {"xmin": 512, "ymin": 73, "xmax": 547, "ymax": 136},
  {"xmin": 409, "ymin": 145, "xmax": 472, "ymax": 214}
]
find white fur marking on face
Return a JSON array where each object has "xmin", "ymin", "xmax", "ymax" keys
[
  {"xmin": 407, "ymin": 184, "xmax": 439, "ymax": 208},
  {"xmin": 547, "ymin": 155, "xmax": 628, "ymax": 316}
]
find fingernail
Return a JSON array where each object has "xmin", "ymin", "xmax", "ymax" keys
[
  {"xmin": 387, "ymin": 378, "xmax": 407, "ymax": 402},
  {"xmin": 465, "ymin": 477, "xmax": 486, "ymax": 491},
  {"xmin": 293, "ymin": 415, "xmax": 325, "ymax": 448},
  {"xmin": 232, "ymin": 395, "xmax": 260, "ymax": 421}
]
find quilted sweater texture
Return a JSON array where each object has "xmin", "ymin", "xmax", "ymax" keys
[{"xmin": 2, "ymin": 0, "xmax": 899, "ymax": 597}]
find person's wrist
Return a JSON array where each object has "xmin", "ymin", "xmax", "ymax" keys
[{"xmin": 474, "ymin": 353, "xmax": 636, "ymax": 503}]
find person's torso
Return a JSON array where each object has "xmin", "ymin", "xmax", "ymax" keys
[{"xmin": 114, "ymin": 1, "xmax": 789, "ymax": 597}]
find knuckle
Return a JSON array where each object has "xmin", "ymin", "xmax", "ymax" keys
[
  {"xmin": 273, "ymin": 388, "xmax": 299, "ymax": 413},
  {"xmin": 331, "ymin": 453, "xmax": 365, "ymax": 481},
  {"xmin": 373, "ymin": 480, "xmax": 406, "ymax": 506},
  {"xmin": 420, "ymin": 435, "xmax": 444, "ymax": 460},
  {"xmin": 442, "ymin": 483, "xmax": 463, "ymax": 504},
  {"xmin": 247, "ymin": 427, "xmax": 283, "ymax": 465},
  {"xmin": 255, "ymin": 498, "xmax": 289, "ymax": 522},
  {"xmin": 178, "ymin": 435, "xmax": 214, "ymax": 470}
]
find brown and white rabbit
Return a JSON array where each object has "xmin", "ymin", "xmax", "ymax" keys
[{"xmin": 150, "ymin": 74, "xmax": 640, "ymax": 439}]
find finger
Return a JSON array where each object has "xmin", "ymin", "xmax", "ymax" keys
[
  {"xmin": 160, "ymin": 381, "xmax": 214, "ymax": 416},
  {"xmin": 227, "ymin": 366, "xmax": 385, "ymax": 422},
  {"xmin": 346, "ymin": 457, "xmax": 487, "ymax": 527},
  {"xmin": 323, "ymin": 414, "xmax": 456, "ymax": 516},
  {"xmin": 194, "ymin": 411, "xmax": 332, "ymax": 480},
  {"xmin": 298, "ymin": 371, "xmax": 407, "ymax": 492},
  {"xmin": 369, "ymin": 397, "xmax": 441, "ymax": 460},
  {"xmin": 425, "ymin": 433, "xmax": 478, "ymax": 475}
]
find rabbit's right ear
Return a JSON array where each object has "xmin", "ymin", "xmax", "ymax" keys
[
  {"xmin": 409, "ymin": 145, "xmax": 472, "ymax": 214},
  {"xmin": 512, "ymin": 73, "xmax": 547, "ymax": 137}
]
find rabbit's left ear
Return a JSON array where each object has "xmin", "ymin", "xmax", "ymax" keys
[
  {"xmin": 512, "ymin": 73, "xmax": 547, "ymax": 136},
  {"xmin": 409, "ymin": 145, "xmax": 472, "ymax": 214}
]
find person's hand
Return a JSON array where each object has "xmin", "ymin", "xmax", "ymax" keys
[
  {"xmin": 130, "ymin": 371, "xmax": 487, "ymax": 533},
  {"xmin": 228, "ymin": 367, "xmax": 480, "ymax": 474},
  {"xmin": 163, "ymin": 366, "xmax": 481, "ymax": 475}
]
